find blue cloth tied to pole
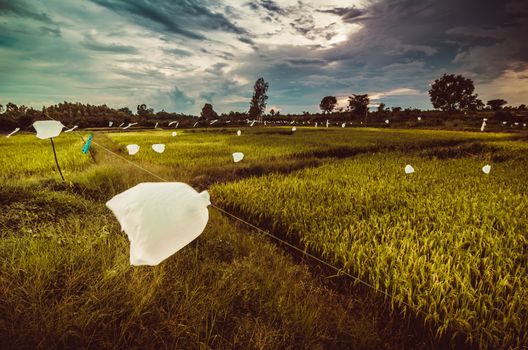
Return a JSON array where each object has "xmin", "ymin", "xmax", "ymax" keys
[{"xmin": 82, "ymin": 134, "xmax": 93, "ymax": 154}]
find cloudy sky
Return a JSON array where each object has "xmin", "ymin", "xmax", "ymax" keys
[{"xmin": 1, "ymin": 0, "xmax": 527, "ymax": 114}]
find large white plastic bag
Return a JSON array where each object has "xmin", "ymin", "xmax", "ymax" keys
[
  {"xmin": 33, "ymin": 120, "xmax": 65, "ymax": 139},
  {"xmin": 106, "ymin": 182, "xmax": 211, "ymax": 266}
]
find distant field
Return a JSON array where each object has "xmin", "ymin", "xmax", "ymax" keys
[{"xmin": 1, "ymin": 127, "xmax": 527, "ymax": 349}]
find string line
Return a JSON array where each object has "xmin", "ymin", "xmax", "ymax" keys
[
  {"xmin": 77, "ymin": 128, "xmax": 431, "ymax": 320},
  {"xmin": 41, "ymin": 116, "xmax": 436, "ymax": 323}
]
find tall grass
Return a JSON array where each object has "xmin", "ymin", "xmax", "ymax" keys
[
  {"xmin": 4, "ymin": 128, "xmax": 480, "ymax": 349},
  {"xmin": 212, "ymin": 143, "xmax": 528, "ymax": 348},
  {"xmin": 0, "ymin": 133, "xmax": 92, "ymax": 181}
]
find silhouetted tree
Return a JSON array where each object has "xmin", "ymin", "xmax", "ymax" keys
[
  {"xmin": 518, "ymin": 104, "xmax": 527, "ymax": 110},
  {"xmin": 136, "ymin": 104, "xmax": 153, "ymax": 121},
  {"xmin": 200, "ymin": 103, "xmax": 217, "ymax": 119},
  {"xmin": 319, "ymin": 96, "xmax": 337, "ymax": 114},
  {"xmin": 269, "ymin": 108, "xmax": 276, "ymax": 117},
  {"xmin": 377, "ymin": 103, "xmax": 386, "ymax": 113},
  {"xmin": 249, "ymin": 77, "xmax": 269, "ymax": 122},
  {"xmin": 466, "ymin": 98, "xmax": 485, "ymax": 111},
  {"xmin": 348, "ymin": 94, "xmax": 370, "ymax": 123},
  {"xmin": 429, "ymin": 74, "xmax": 481, "ymax": 111},
  {"xmin": 119, "ymin": 107, "xmax": 133, "ymax": 116},
  {"xmin": 487, "ymin": 99, "xmax": 507, "ymax": 111}
]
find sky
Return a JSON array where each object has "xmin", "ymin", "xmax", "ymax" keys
[{"xmin": 1, "ymin": 0, "xmax": 527, "ymax": 114}]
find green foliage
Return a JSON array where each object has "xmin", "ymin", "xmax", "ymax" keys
[
  {"xmin": 348, "ymin": 94, "xmax": 370, "ymax": 119},
  {"xmin": 487, "ymin": 99, "xmax": 508, "ymax": 111},
  {"xmin": 319, "ymin": 96, "xmax": 337, "ymax": 114},
  {"xmin": 429, "ymin": 74, "xmax": 482, "ymax": 111},
  {"xmin": 201, "ymin": 103, "xmax": 218, "ymax": 119},
  {"xmin": 249, "ymin": 77, "xmax": 269, "ymax": 121}
]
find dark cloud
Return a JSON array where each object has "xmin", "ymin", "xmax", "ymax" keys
[
  {"xmin": 317, "ymin": 6, "xmax": 365, "ymax": 22},
  {"xmin": 259, "ymin": 0, "xmax": 287, "ymax": 15},
  {"xmin": 163, "ymin": 47, "xmax": 193, "ymax": 57},
  {"xmin": 205, "ymin": 62, "xmax": 229, "ymax": 74},
  {"xmin": 290, "ymin": 14, "xmax": 315, "ymax": 36},
  {"xmin": 81, "ymin": 35, "xmax": 138, "ymax": 53},
  {"xmin": 238, "ymin": 36, "xmax": 259, "ymax": 51},
  {"xmin": 90, "ymin": 0, "xmax": 247, "ymax": 41},
  {"xmin": 2, "ymin": 0, "xmax": 527, "ymax": 112},
  {"xmin": 40, "ymin": 26, "xmax": 61, "ymax": 37},
  {"xmin": 322, "ymin": 0, "xmax": 528, "ymax": 83},
  {"xmin": 290, "ymin": 14, "xmax": 338, "ymax": 41},
  {"xmin": 284, "ymin": 58, "xmax": 327, "ymax": 66},
  {"xmin": 0, "ymin": 34, "xmax": 18, "ymax": 48},
  {"xmin": 0, "ymin": 0, "xmax": 56, "ymax": 25}
]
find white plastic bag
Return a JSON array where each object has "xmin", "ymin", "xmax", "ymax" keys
[
  {"xmin": 127, "ymin": 144, "xmax": 140, "ymax": 155},
  {"xmin": 232, "ymin": 152, "xmax": 244, "ymax": 162},
  {"xmin": 33, "ymin": 120, "xmax": 65, "ymax": 139},
  {"xmin": 106, "ymin": 182, "xmax": 210, "ymax": 266},
  {"xmin": 152, "ymin": 144, "xmax": 165, "ymax": 153}
]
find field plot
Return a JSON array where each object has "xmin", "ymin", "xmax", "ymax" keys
[
  {"xmin": 212, "ymin": 138, "xmax": 528, "ymax": 348},
  {"xmin": 104, "ymin": 127, "xmax": 511, "ymax": 186},
  {"xmin": 1, "ymin": 127, "xmax": 527, "ymax": 349}
]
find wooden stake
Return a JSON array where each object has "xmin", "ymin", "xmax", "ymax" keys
[{"xmin": 50, "ymin": 138, "xmax": 65, "ymax": 181}]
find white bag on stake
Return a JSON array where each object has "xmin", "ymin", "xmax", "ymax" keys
[
  {"xmin": 106, "ymin": 182, "xmax": 210, "ymax": 266},
  {"xmin": 33, "ymin": 120, "xmax": 65, "ymax": 139}
]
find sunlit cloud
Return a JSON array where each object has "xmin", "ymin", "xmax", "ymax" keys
[{"xmin": 0, "ymin": 0, "xmax": 526, "ymax": 113}]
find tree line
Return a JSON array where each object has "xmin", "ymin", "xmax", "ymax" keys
[
  {"xmin": 1, "ymin": 74, "xmax": 526, "ymax": 131},
  {"xmin": 318, "ymin": 74, "xmax": 525, "ymax": 118}
]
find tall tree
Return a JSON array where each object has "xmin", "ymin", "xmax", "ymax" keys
[
  {"xmin": 429, "ymin": 74, "xmax": 481, "ymax": 111},
  {"xmin": 249, "ymin": 77, "xmax": 269, "ymax": 122},
  {"xmin": 487, "ymin": 99, "xmax": 508, "ymax": 110},
  {"xmin": 348, "ymin": 94, "xmax": 370, "ymax": 123},
  {"xmin": 319, "ymin": 96, "xmax": 337, "ymax": 114},
  {"xmin": 466, "ymin": 98, "xmax": 485, "ymax": 111},
  {"xmin": 377, "ymin": 103, "xmax": 386, "ymax": 113},
  {"xmin": 200, "ymin": 103, "xmax": 217, "ymax": 118}
]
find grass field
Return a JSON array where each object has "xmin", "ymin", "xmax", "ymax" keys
[{"xmin": 1, "ymin": 126, "xmax": 527, "ymax": 349}]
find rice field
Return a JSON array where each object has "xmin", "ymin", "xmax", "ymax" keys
[
  {"xmin": 1, "ymin": 126, "xmax": 527, "ymax": 349},
  {"xmin": 212, "ymin": 137, "xmax": 528, "ymax": 348}
]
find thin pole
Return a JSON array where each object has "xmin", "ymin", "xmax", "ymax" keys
[{"xmin": 50, "ymin": 138, "xmax": 65, "ymax": 181}]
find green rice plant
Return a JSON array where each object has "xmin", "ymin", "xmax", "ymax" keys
[
  {"xmin": 0, "ymin": 133, "xmax": 92, "ymax": 181},
  {"xmin": 211, "ymin": 144, "xmax": 528, "ymax": 349}
]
